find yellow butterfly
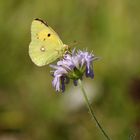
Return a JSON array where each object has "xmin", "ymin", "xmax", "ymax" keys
[{"xmin": 29, "ymin": 18, "xmax": 69, "ymax": 66}]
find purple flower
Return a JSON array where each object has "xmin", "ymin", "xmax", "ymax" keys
[{"xmin": 50, "ymin": 49, "xmax": 98, "ymax": 92}]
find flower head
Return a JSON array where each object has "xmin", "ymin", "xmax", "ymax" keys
[{"xmin": 50, "ymin": 49, "xmax": 98, "ymax": 92}]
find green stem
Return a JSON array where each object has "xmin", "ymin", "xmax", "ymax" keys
[{"xmin": 78, "ymin": 79, "xmax": 112, "ymax": 140}]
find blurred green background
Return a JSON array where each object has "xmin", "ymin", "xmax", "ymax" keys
[{"xmin": 0, "ymin": 0, "xmax": 140, "ymax": 139}]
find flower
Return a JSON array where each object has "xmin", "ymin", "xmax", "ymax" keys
[{"xmin": 50, "ymin": 49, "xmax": 98, "ymax": 92}]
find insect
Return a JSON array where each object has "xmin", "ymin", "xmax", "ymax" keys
[{"xmin": 29, "ymin": 18, "xmax": 69, "ymax": 66}]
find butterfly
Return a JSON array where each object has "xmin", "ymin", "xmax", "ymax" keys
[{"xmin": 29, "ymin": 18, "xmax": 69, "ymax": 66}]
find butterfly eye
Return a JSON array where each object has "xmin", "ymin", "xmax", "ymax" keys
[{"xmin": 47, "ymin": 33, "xmax": 51, "ymax": 37}]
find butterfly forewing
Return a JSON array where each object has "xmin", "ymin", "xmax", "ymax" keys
[{"xmin": 29, "ymin": 19, "xmax": 65, "ymax": 66}]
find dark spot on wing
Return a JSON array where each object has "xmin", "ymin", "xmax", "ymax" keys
[
  {"xmin": 34, "ymin": 18, "xmax": 48, "ymax": 26},
  {"xmin": 48, "ymin": 33, "xmax": 51, "ymax": 37},
  {"xmin": 43, "ymin": 38, "xmax": 46, "ymax": 41}
]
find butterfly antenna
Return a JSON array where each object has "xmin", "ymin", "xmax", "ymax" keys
[{"xmin": 69, "ymin": 40, "xmax": 78, "ymax": 48}]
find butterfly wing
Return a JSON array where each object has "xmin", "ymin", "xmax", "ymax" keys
[{"xmin": 29, "ymin": 19, "xmax": 65, "ymax": 66}]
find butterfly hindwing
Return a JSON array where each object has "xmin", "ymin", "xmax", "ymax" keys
[{"xmin": 29, "ymin": 19, "xmax": 65, "ymax": 66}]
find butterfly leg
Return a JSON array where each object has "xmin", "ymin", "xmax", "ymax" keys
[
  {"xmin": 55, "ymin": 49, "xmax": 60, "ymax": 55},
  {"xmin": 55, "ymin": 49, "xmax": 65, "ymax": 60}
]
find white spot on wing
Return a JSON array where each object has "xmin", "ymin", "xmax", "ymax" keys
[{"xmin": 40, "ymin": 46, "xmax": 45, "ymax": 52}]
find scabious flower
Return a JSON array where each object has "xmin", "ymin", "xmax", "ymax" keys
[
  {"xmin": 50, "ymin": 49, "xmax": 98, "ymax": 92},
  {"xmin": 50, "ymin": 49, "xmax": 111, "ymax": 140}
]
